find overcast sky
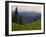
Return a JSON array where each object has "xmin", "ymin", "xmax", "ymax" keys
[{"xmin": 12, "ymin": 5, "xmax": 42, "ymax": 13}]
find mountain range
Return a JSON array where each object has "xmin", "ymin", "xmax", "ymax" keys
[{"xmin": 17, "ymin": 11, "xmax": 41, "ymax": 23}]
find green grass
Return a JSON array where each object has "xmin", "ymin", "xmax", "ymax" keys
[{"xmin": 12, "ymin": 20, "xmax": 41, "ymax": 31}]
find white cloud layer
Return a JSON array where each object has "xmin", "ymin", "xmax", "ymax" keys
[{"xmin": 11, "ymin": 3, "xmax": 43, "ymax": 13}]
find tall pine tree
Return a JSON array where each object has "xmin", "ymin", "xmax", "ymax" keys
[{"xmin": 14, "ymin": 7, "xmax": 18, "ymax": 23}]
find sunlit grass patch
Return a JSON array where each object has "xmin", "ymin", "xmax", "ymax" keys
[{"xmin": 12, "ymin": 20, "xmax": 41, "ymax": 31}]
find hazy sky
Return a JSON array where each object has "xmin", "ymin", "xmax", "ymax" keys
[{"xmin": 12, "ymin": 5, "xmax": 42, "ymax": 13}]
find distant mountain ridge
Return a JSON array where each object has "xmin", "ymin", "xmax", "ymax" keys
[
  {"xmin": 12, "ymin": 10, "xmax": 41, "ymax": 23},
  {"xmin": 18, "ymin": 11, "xmax": 41, "ymax": 23},
  {"xmin": 19, "ymin": 11, "xmax": 41, "ymax": 16}
]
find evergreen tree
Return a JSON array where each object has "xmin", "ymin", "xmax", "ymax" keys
[
  {"xmin": 15, "ymin": 7, "xmax": 18, "ymax": 23},
  {"xmin": 34, "ymin": 18, "xmax": 37, "ymax": 21},
  {"xmin": 13, "ymin": 7, "xmax": 18, "ymax": 23},
  {"xmin": 19, "ymin": 16, "xmax": 22, "ymax": 24}
]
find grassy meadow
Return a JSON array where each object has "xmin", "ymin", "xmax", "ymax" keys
[{"xmin": 12, "ymin": 20, "xmax": 41, "ymax": 31}]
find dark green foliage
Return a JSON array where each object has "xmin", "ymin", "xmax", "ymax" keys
[
  {"xmin": 19, "ymin": 16, "xmax": 22, "ymax": 24},
  {"xmin": 12, "ymin": 7, "xmax": 18, "ymax": 23},
  {"xmin": 34, "ymin": 18, "xmax": 37, "ymax": 21},
  {"xmin": 14, "ymin": 7, "xmax": 18, "ymax": 23}
]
